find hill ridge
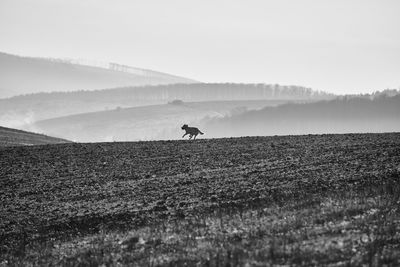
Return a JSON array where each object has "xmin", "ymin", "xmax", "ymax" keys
[
  {"xmin": 0, "ymin": 125, "xmax": 71, "ymax": 147},
  {"xmin": 0, "ymin": 51, "xmax": 197, "ymax": 99}
]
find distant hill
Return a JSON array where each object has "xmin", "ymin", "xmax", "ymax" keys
[
  {"xmin": 204, "ymin": 95, "xmax": 400, "ymax": 137},
  {"xmin": 0, "ymin": 83, "xmax": 333, "ymax": 128},
  {"xmin": 0, "ymin": 52, "xmax": 196, "ymax": 99},
  {"xmin": 0, "ymin": 126, "xmax": 71, "ymax": 147},
  {"xmin": 32, "ymin": 100, "xmax": 299, "ymax": 142}
]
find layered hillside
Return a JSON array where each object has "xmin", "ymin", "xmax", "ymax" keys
[
  {"xmin": 0, "ymin": 83, "xmax": 333, "ymax": 127},
  {"xmin": 0, "ymin": 52, "xmax": 196, "ymax": 99},
  {"xmin": 32, "ymin": 100, "xmax": 293, "ymax": 142}
]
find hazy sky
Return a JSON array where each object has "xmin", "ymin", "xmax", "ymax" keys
[{"xmin": 0, "ymin": 0, "xmax": 399, "ymax": 94}]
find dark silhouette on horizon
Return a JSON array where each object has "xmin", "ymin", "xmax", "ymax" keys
[{"xmin": 181, "ymin": 124, "xmax": 204, "ymax": 140}]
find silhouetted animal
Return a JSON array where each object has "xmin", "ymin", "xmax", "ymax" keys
[{"xmin": 181, "ymin": 124, "xmax": 204, "ymax": 140}]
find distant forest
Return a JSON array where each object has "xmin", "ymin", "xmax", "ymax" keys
[
  {"xmin": 204, "ymin": 94, "xmax": 400, "ymax": 137},
  {"xmin": 4, "ymin": 83, "xmax": 331, "ymax": 102}
]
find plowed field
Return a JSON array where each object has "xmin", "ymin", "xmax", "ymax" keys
[{"xmin": 1, "ymin": 133, "xmax": 399, "ymax": 266}]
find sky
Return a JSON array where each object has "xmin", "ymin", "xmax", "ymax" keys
[{"xmin": 0, "ymin": 0, "xmax": 399, "ymax": 94}]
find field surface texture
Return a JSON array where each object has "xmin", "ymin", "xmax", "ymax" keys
[{"xmin": 1, "ymin": 133, "xmax": 399, "ymax": 266}]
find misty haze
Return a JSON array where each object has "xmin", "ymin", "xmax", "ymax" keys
[{"xmin": 1, "ymin": 1, "xmax": 400, "ymax": 266}]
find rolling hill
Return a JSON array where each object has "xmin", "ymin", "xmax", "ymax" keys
[
  {"xmin": 30, "ymin": 93, "xmax": 400, "ymax": 142},
  {"xmin": 0, "ymin": 52, "xmax": 196, "ymax": 99},
  {"xmin": 31, "ymin": 100, "xmax": 296, "ymax": 142},
  {"xmin": 0, "ymin": 83, "xmax": 333, "ymax": 128},
  {"xmin": 204, "ymin": 94, "xmax": 400, "ymax": 137},
  {"xmin": 0, "ymin": 126, "xmax": 71, "ymax": 147}
]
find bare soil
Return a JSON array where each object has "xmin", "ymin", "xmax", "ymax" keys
[{"xmin": 0, "ymin": 133, "xmax": 399, "ymax": 266}]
